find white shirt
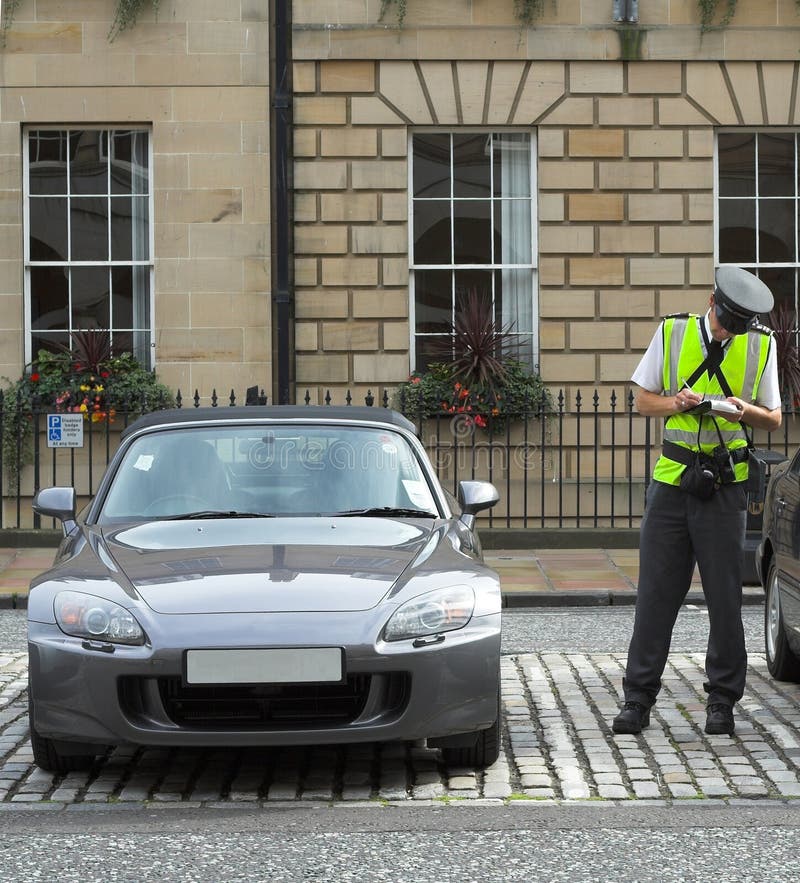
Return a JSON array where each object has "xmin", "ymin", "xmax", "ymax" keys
[{"xmin": 631, "ymin": 311, "xmax": 781, "ymax": 410}]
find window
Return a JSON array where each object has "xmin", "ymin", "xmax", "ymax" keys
[
  {"xmin": 24, "ymin": 128, "xmax": 153, "ymax": 366},
  {"xmin": 717, "ymin": 130, "xmax": 798, "ymax": 313},
  {"xmin": 409, "ymin": 131, "xmax": 537, "ymax": 372}
]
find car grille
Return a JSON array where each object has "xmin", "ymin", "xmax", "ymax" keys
[{"xmin": 119, "ymin": 673, "xmax": 409, "ymax": 730}]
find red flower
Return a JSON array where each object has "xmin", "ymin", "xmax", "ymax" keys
[
  {"xmin": 475, "ymin": 415, "xmax": 487, "ymax": 428},
  {"xmin": 30, "ymin": 372, "xmax": 40, "ymax": 382},
  {"xmin": 101, "ymin": 371, "xmax": 110, "ymax": 379}
]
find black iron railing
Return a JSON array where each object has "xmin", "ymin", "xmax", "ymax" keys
[{"xmin": 1, "ymin": 387, "xmax": 797, "ymax": 531}]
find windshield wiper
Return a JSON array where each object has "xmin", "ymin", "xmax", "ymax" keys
[
  {"xmin": 161, "ymin": 510, "xmax": 275, "ymax": 521},
  {"xmin": 333, "ymin": 507, "xmax": 437, "ymax": 519}
]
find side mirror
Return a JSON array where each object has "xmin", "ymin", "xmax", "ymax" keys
[
  {"xmin": 33, "ymin": 486, "xmax": 77, "ymax": 533},
  {"xmin": 458, "ymin": 480, "xmax": 500, "ymax": 516}
]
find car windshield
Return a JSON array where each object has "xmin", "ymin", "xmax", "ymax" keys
[{"xmin": 98, "ymin": 423, "xmax": 440, "ymax": 522}]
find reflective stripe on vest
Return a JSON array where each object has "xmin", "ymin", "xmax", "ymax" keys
[{"xmin": 653, "ymin": 315, "xmax": 771, "ymax": 486}]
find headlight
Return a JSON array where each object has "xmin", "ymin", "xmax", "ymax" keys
[
  {"xmin": 383, "ymin": 586, "xmax": 475, "ymax": 642},
  {"xmin": 54, "ymin": 591, "xmax": 146, "ymax": 646}
]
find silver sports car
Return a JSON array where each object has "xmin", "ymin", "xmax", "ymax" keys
[{"xmin": 27, "ymin": 406, "xmax": 502, "ymax": 773}]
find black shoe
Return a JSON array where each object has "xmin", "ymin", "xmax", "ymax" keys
[
  {"xmin": 612, "ymin": 701, "xmax": 650, "ymax": 734},
  {"xmin": 705, "ymin": 703, "xmax": 735, "ymax": 735}
]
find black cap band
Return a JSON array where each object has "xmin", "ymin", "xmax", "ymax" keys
[
  {"xmin": 713, "ymin": 290, "xmax": 755, "ymax": 334},
  {"xmin": 714, "ymin": 287, "xmax": 755, "ymax": 321}
]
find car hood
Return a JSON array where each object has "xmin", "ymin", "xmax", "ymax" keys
[{"xmin": 102, "ymin": 517, "xmax": 436, "ymax": 614}]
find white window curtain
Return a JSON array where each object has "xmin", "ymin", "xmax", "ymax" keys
[
  {"xmin": 129, "ymin": 131, "xmax": 150, "ymax": 364},
  {"xmin": 498, "ymin": 134, "xmax": 533, "ymax": 356}
]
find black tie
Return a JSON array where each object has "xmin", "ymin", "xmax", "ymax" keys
[{"xmin": 706, "ymin": 340, "xmax": 724, "ymax": 378}]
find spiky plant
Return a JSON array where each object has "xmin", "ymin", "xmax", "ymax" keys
[
  {"xmin": 61, "ymin": 329, "xmax": 114, "ymax": 374},
  {"xmin": 444, "ymin": 288, "xmax": 515, "ymax": 393},
  {"xmin": 768, "ymin": 302, "xmax": 800, "ymax": 411}
]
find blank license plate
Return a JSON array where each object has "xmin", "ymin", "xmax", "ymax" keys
[{"xmin": 185, "ymin": 648, "xmax": 343, "ymax": 685}]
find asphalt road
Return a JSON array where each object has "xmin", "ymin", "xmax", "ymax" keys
[
  {"xmin": 1, "ymin": 804, "xmax": 800, "ymax": 882},
  {"xmin": 3, "ymin": 605, "xmax": 800, "ymax": 882}
]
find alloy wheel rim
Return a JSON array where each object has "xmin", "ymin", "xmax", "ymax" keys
[{"xmin": 767, "ymin": 571, "xmax": 781, "ymax": 661}]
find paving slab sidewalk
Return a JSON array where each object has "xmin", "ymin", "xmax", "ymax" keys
[{"xmin": 0, "ymin": 546, "xmax": 764, "ymax": 609}]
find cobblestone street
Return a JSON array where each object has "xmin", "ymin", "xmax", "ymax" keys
[{"xmin": 3, "ymin": 649, "xmax": 800, "ymax": 809}]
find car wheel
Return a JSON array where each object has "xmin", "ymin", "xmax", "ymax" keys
[
  {"xmin": 28, "ymin": 698, "xmax": 97, "ymax": 774},
  {"xmin": 764, "ymin": 563, "xmax": 800, "ymax": 683},
  {"xmin": 440, "ymin": 691, "xmax": 501, "ymax": 770}
]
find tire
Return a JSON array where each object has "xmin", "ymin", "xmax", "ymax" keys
[
  {"xmin": 28, "ymin": 698, "xmax": 97, "ymax": 774},
  {"xmin": 441, "ymin": 691, "xmax": 501, "ymax": 770},
  {"xmin": 764, "ymin": 563, "xmax": 800, "ymax": 683}
]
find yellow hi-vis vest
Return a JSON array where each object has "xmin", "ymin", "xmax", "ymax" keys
[{"xmin": 652, "ymin": 313, "xmax": 773, "ymax": 486}]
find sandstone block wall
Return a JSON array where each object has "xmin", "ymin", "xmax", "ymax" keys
[
  {"xmin": 0, "ymin": 1, "xmax": 271, "ymax": 401},
  {"xmin": 294, "ymin": 0, "xmax": 800, "ymax": 405}
]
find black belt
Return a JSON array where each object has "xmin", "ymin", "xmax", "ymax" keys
[{"xmin": 662, "ymin": 441, "xmax": 749, "ymax": 466}]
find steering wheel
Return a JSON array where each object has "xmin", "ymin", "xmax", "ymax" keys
[{"xmin": 142, "ymin": 494, "xmax": 209, "ymax": 517}]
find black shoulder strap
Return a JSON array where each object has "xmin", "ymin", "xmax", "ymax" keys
[{"xmin": 697, "ymin": 321, "xmax": 734, "ymax": 398}]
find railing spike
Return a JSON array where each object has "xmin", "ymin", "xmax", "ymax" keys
[
  {"xmin": 365, "ymin": 389, "xmax": 374, "ymax": 407},
  {"xmin": 193, "ymin": 390, "xmax": 200, "ymax": 408},
  {"xmin": 211, "ymin": 389, "xmax": 218, "ymax": 407},
  {"xmin": 229, "ymin": 389, "xmax": 236, "ymax": 406},
  {"xmin": 175, "ymin": 389, "xmax": 182, "ymax": 408}
]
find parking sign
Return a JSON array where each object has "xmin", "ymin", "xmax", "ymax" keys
[{"xmin": 47, "ymin": 414, "xmax": 84, "ymax": 448}]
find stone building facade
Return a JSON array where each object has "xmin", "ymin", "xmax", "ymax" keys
[
  {"xmin": 1, "ymin": 1, "xmax": 800, "ymax": 409},
  {"xmin": 293, "ymin": 0, "xmax": 800, "ymax": 407},
  {"xmin": 0, "ymin": 1, "xmax": 271, "ymax": 400}
]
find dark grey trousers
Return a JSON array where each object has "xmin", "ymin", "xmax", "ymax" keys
[{"xmin": 623, "ymin": 480, "xmax": 748, "ymax": 709}]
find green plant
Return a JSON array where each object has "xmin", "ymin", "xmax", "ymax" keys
[
  {"xmin": 768, "ymin": 302, "xmax": 800, "ymax": 411},
  {"xmin": 394, "ymin": 289, "xmax": 551, "ymax": 425},
  {"xmin": 438, "ymin": 288, "xmax": 516, "ymax": 396},
  {"xmin": 379, "ymin": 0, "xmax": 549, "ymax": 28},
  {"xmin": 1, "ymin": 0, "xmax": 160, "ymax": 44},
  {"xmin": 698, "ymin": 1, "xmax": 800, "ymax": 33},
  {"xmin": 109, "ymin": 0, "xmax": 161, "ymax": 40},
  {"xmin": 514, "ymin": 0, "xmax": 549, "ymax": 27},
  {"xmin": 395, "ymin": 359, "xmax": 551, "ymax": 426},
  {"xmin": 1, "ymin": 338, "xmax": 174, "ymax": 489},
  {"xmin": 0, "ymin": 1, "xmax": 22, "ymax": 40},
  {"xmin": 697, "ymin": 0, "xmax": 737, "ymax": 33},
  {"xmin": 380, "ymin": 0, "xmax": 408, "ymax": 27}
]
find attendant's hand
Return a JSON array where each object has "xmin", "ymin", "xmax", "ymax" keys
[
  {"xmin": 726, "ymin": 396, "xmax": 746, "ymax": 423},
  {"xmin": 674, "ymin": 388, "xmax": 703, "ymax": 413}
]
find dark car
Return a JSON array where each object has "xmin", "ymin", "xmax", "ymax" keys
[
  {"xmin": 27, "ymin": 406, "xmax": 502, "ymax": 773},
  {"xmin": 757, "ymin": 448, "xmax": 800, "ymax": 681}
]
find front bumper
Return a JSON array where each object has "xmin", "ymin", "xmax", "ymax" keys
[{"xmin": 28, "ymin": 611, "xmax": 501, "ymax": 750}]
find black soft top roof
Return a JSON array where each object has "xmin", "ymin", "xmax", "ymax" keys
[{"xmin": 121, "ymin": 405, "xmax": 416, "ymax": 439}]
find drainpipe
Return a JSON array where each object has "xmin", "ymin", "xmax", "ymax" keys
[
  {"xmin": 612, "ymin": 0, "xmax": 639, "ymax": 22},
  {"xmin": 270, "ymin": 0, "xmax": 293, "ymax": 404}
]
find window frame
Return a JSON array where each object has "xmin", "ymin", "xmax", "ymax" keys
[
  {"xmin": 22, "ymin": 126, "xmax": 156, "ymax": 368},
  {"xmin": 407, "ymin": 128, "xmax": 539, "ymax": 373},
  {"xmin": 714, "ymin": 127, "xmax": 799, "ymax": 315}
]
